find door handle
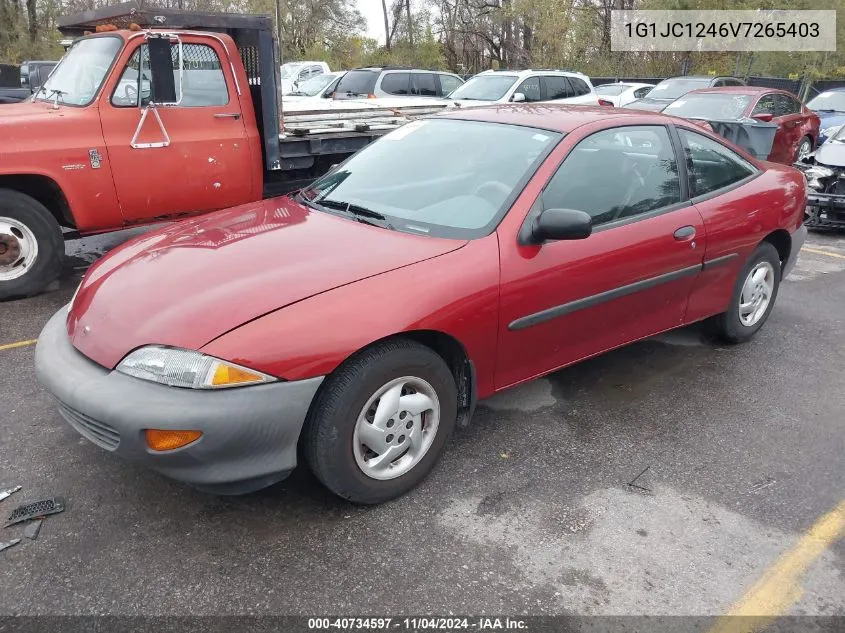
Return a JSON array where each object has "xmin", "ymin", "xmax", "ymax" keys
[
  {"xmin": 674, "ymin": 226, "xmax": 696, "ymax": 240},
  {"xmin": 214, "ymin": 112, "xmax": 241, "ymax": 120}
]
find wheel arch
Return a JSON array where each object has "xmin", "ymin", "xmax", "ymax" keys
[
  {"xmin": 0, "ymin": 174, "xmax": 74, "ymax": 229},
  {"xmin": 762, "ymin": 229, "xmax": 791, "ymax": 271},
  {"xmin": 305, "ymin": 329, "xmax": 478, "ymax": 430}
]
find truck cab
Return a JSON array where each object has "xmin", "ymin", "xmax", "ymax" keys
[{"xmin": 0, "ymin": 2, "xmax": 448, "ymax": 300}]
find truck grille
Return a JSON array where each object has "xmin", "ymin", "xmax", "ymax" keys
[{"xmin": 58, "ymin": 403, "xmax": 120, "ymax": 451}]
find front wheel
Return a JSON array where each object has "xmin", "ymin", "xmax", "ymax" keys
[
  {"xmin": 302, "ymin": 339, "xmax": 457, "ymax": 504},
  {"xmin": 706, "ymin": 242, "xmax": 781, "ymax": 344},
  {"xmin": 796, "ymin": 136, "xmax": 813, "ymax": 162},
  {"xmin": 0, "ymin": 189, "xmax": 64, "ymax": 301}
]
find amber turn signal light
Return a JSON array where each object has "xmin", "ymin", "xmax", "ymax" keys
[{"xmin": 145, "ymin": 429, "xmax": 202, "ymax": 451}]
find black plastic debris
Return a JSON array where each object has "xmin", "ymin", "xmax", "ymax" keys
[
  {"xmin": 24, "ymin": 519, "xmax": 43, "ymax": 540},
  {"xmin": 4, "ymin": 497, "xmax": 65, "ymax": 528},
  {"xmin": 0, "ymin": 539, "xmax": 20, "ymax": 553}
]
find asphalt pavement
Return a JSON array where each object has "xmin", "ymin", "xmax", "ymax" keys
[{"xmin": 0, "ymin": 227, "xmax": 843, "ymax": 617}]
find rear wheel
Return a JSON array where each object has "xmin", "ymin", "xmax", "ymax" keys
[
  {"xmin": 302, "ymin": 339, "xmax": 457, "ymax": 504},
  {"xmin": 706, "ymin": 242, "xmax": 781, "ymax": 344},
  {"xmin": 0, "ymin": 189, "xmax": 64, "ymax": 301}
]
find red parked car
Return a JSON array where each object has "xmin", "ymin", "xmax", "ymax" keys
[
  {"xmin": 36, "ymin": 105, "xmax": 807, "ymax": 503},
  {"xmin": 662, "ymin": 87, "xmax": 820, "ymax": 164}
]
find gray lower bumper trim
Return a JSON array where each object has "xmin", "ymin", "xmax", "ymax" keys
[{"xmin": 35, "ymin": 308, "xmax": 324, "ymax": 494}]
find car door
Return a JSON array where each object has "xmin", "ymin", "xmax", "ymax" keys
[
  {"xmin": 774, "ymin": 93, "xmax": 807, "ymax": 162},
  {"xmin": 495, "ymin": 124, "xmax": 706, "ymax": 389},
  {"xmin": 100, "ymin": 37, "xmax": 254, "ymax": 222},
  {"xmin": 750, "ymin": 93, "xmax": 783, "ymax": 162},
  {"xmin": 514, "ymin": 76, "xmax": 542, "ymax": 102},
  {"xmin": 677, "ymin": 127, "xmax": 767, "ymax": 322}
]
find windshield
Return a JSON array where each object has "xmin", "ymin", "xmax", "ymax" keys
[
  {"xmin": 448, "ymin": 75, "xmax": 517, "ymax": 101},
  {"xmin": 34, "ymin": 36, "xmax": 121, "ymax": 106},
  {"xmin": 301, "ymin": 119, "xmax": 561, "ymax": 239},
  {"xmin": 664, "ymin": 93, "xmax": 751, "ymax": 120},
  {"xmin": 647, "ymin": 78, "xmax": 711, "ymax": 100},
  {"xmin": 807, "ymin": 91, "xmax": 845, "ymax": 113},
  {"xmin": 280, "ymin": 62, "xmax": 305, "ymax": 79},
  {"xmin": 595, "ymin": 84, "xmax": 628, "ymax": 96},
  {"xmin": 292, "ymin": 73, "xmax": 338, "ymax": 96}
]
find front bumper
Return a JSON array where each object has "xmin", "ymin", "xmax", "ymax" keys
[
  {"xmin": 806, "ymin": 192, "xmax": 845, "ymax": 228},
  {"xmin": 35, "ymin": 309, "xmax": 324, "ymax": 495},
  {"xmin": 783, "ymin": 223, "xmax": 807, "ymax": 279}
]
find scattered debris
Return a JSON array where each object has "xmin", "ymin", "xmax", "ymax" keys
[
  {"xmin": 499, "ymin": 451, "xmax": 511, "ymax": 459},
  {"xmin": 24, "ymin": 519, "xmax": 43, "ymax": 540},
  {"xmin": 749, "ymin": 476, "xmax": 776, "ymax": 493},
  {"xmin": 627, "ymin": 465, "xmax": 652, "ymax": 493},
  {"xmin": 0, "ymin": 485, "xmax": 21, "ymax": 503},
  {"xmin": 0, "ymin": 539, "xmax": 20, "ymax": 553},
  {"xmin": 5, "ymin": 497, "xmax": 65, "ymax": 528}
]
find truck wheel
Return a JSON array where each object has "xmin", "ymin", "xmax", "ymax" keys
[
  {"xmin": 0, "ymin": 189, "xmax": 64, "ymax": 301},
  {"xmin": 706, "ymin": 242, "xmax": 781, "ymax": 344},
  {"xmin": 302, "ymin": 339, "xmax": 457, "ymax": 504}
]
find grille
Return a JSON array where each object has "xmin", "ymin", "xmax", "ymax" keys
[{"xmin": 58, "ymin": 403, "xmax": 120, "ymax": 451}]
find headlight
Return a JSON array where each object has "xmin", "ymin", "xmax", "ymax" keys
[
  {"xmin": 803, "ymin": 165, "xmax": 835, "ymax": 180},
  {"xmin": 821, "ymin": 125, "xmax": 844, "ymax": 140},
  {"xmin": 116, "ymin": 346, "xmax": 276, "ymax": 389}
]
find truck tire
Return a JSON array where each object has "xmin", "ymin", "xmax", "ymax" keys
[
  {"xmin": 706, "ymin": 242, "xmax": 781, "ymax": 344},
  {"xmin": 302, "ymin": 339, "xmax": 457, "ymax": 504},
  {"xmin": 0, "ymin": 189, "xmax": 64, "ymax": 301}
]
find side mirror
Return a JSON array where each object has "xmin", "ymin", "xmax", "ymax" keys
[
  {"xmin": 511, "ymin": 92, "xmax": 526, "ymax": 103},
  {"xmin": 530, "ymin": 208, "xmax": 592, "ymax": 242},
  {"xmin": 752, "ymin": 112, "xmax": 773, "ymax": 123},
  {"xmin": 147, "ymin": 37, "xmax": 178, "ymax": 104}
]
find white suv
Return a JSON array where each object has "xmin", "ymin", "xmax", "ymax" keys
[{"xmin": 447, "ymin": 69, "xmax": 599, "ymax": 106}]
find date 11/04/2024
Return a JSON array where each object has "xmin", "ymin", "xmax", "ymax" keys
[
  {"xmin": 624, "ymin": 21, "xmax": 820, "ymax": 39},
  {"xmin": 307, "ymin": 617, "xmax": 528, "ymax": 630}
]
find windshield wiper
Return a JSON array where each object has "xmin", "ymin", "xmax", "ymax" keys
[{"xmin": 313, "ymin": 198, "xmax": 395, "ymax": 230}]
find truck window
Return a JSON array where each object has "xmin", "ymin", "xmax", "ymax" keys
[{"xmin": 111, "ymin": 42, "xmax": 228, "ymax": 108}]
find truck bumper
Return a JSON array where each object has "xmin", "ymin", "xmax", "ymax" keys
[{"xmin": 35, "ymin": 308, "xmax": 324, "ymax": 495}]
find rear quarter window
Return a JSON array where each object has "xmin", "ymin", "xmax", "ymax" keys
[
  {"xmin": 567, "ymin": 77, "xmax": 591, "ymax": 96},
  {"xmin": 679, "ymin": 128, "xmax": 756, "ymax": 197}
]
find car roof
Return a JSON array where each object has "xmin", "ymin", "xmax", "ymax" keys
[
  {"xmin": 686, "ymin": 86, "xmax": 789, "ymax": 96},
  {"xmin": 435, "ymin": 103, "xmax": 672, "ymax": 133},
  {"xmin": 478, "ymin": 68, "xmax": 589, "ymax": 78}
]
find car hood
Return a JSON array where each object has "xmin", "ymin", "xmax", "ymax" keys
[
  {"xmin": 624, "ymin": 98, "xmax": 671, "ymax": 112},
  {"xmin": 813, "ymin": 140, "xmax": 845, "ymax": 167},
  {"xmin": 68, "ymin": 197, "xmax": 467, "ymax": 369}
]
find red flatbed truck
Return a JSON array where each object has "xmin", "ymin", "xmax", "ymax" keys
[{"xmin": 0, "ymin": 1, "xmax": 445, "ymax": 299}]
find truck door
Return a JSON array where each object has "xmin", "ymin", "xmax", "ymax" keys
[{"xmin": 100, "ymin": 36, "xmax": 255, "ymax": 222}]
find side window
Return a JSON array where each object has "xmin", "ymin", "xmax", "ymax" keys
[
  {"xmin": 544, "ymin": 75, "xmax": 571, "ymax": 100},
  {"xmin": 751, "ymin": 94, "xmax": 777, "ymax": 116},
  {"xmin": 567, "ymin": 77, "xmax": 590, "ymax": 96},
  {"xmin": 634, "ymin": 86, "xmax": 652, "ymax": 99},
  {"xmin": 515, "ymin": 76, "xmax": 542, "ymax": 102},
  {"xmin": 679, "ymin": 128, "xmax": 756, "ymax": 197},
  {"xmin": 775, "ymin": 94, "xmax": 801, "ymax": 116},
  {"xmin": 411, "ymin": 73, "xmax": 437, "ymax": 96},
  {"xmin": 112, "ymin": 43, "xmax": 228, "ymax": 107},
  {"xmin": 438, "ymin": 74, "xmax": 462, "ymax": 95},
  {"xmin": 725, "ymin": 79, "xmax": 744, "ymax": 86},
  {"xmin": 542, "ymin": 126, "xmax": 681, "ymax": 227},
  {"xmin": 380, "ymin": 72, "xmax": 410, "ymax": 95}
]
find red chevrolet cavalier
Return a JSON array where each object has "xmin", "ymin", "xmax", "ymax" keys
[{"xmin": 36, "ymin": 105, "xmax": 807, "ymax": 503}]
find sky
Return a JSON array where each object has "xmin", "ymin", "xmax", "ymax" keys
[{"xmin": 358, "ymin": 0, "xmax": 388, "ymax": 44}]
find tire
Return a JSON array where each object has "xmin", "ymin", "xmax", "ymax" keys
[
  {"xmin": 706, "ymin": 242, "xmax": 781, "ymax": 344},
  {"xmin": 796, "ymin": 136, "xmax": 813, "ymax": 162},
  {"xmin": 302, "ymin": 339, "xmax": 457, "ymax": 504},
  {"xmin": 0, "ymin": 189, "xmax": 64, "ymax": 301}
]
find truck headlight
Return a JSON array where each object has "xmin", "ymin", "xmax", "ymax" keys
[{"xmin": 116, "ymin": 346, "xmax": 276, "ymax": 389}]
